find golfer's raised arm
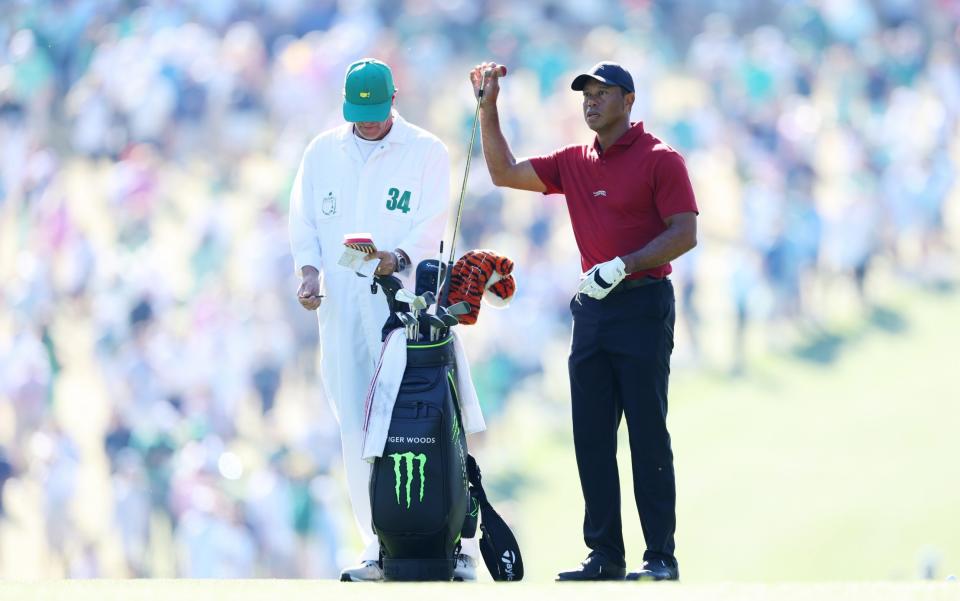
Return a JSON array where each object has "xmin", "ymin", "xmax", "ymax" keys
[{"xmin": 470, "ymin": 62, "xmax": 547, "ymax": 193}]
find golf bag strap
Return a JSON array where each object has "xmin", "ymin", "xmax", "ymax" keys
[{"xmin": 466, "ymin": 454, "xmax": 524, "ymax": 581}]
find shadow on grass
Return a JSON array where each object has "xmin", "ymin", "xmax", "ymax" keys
[
  {"xmin": 869, "ymin": 306, "xmax": 908, "ymax": 334},
  {"xmin": 791, "ymin": 304, "xmax": 909, "ymax": 365},
  {"xmin": 927, "ymin": 280, "xmax": 956, "ymax": 295},
  {"xmin": 792, "ymin": 330, "xmax": 846, "ymax": 364},
  {"xmin": 488, "ymin": 468, "xmax": 534, "ymax": 502}
]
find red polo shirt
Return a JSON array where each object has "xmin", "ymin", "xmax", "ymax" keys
[{"xmin": 529, "ymin": 122, "xmax": 698, "ymax": 280}]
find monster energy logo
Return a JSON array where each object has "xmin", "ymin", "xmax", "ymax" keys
[{"xmin": 389, "ymin": 452, "xmax": 427, "ymax": 509}]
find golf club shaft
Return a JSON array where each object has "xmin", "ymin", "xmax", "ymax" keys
[
  {"xmin": 447, "ymin": 85, "xmax": 484, "ymax": 266},
  {"xmin": 443, "ymin": 72, "xmax": 485, "ymax": 305},
  {"xmin": 441, "ymin": 67, "xmax": 504, "ymax": 306},
  {"xmin": 434, "ymin": 241, "xmax": 443, "ymax": 312}
]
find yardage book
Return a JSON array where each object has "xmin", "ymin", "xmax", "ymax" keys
[{"xmin": 339, "ymin": 233, "xmax": 378, "ymax": 276}]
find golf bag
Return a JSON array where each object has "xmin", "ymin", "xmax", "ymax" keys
[
  {"xmin": 368, "ymin": 269, "xmax": 471, "ymax": 581},
  {"xmin": 368, "ymin": 267, "xmax": 522, "ymax": 582}
]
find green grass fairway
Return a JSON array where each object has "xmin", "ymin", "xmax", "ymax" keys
[
  {"xmin": 491, "ymin": 286, "xmax": 960, "ymax": 582},
  {"xmin": 1, "ymin": 580, "xmax": 959, "ymax": 601}
]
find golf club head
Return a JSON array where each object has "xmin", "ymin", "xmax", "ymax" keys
[
  {"xmin": 447, "ymin": 301, "xmax": 471, "ymax": 316},
  {"xmin": 395, "ymin": 289, "xmax": 418, "ymax": 317},
  {"xmin": 425, "ymin": 314, "xmax": 446, "ymax": 329},
  {"xmin": 395, "ymin": 288, "xmax": 417, "ymax": 305},
  {"xmin": 411, "ymin": 296, "xmax": 428, "ymax": 311},
  {"xmin": 426, "ymin": 314, "xmax": 447, "ymax": 341},
  {"xmin": 440, "ymin": 313, "xmax": 458, "ymax": 328},
  {"xmin": 421, "ymin": 291, "xmax": 436, "ymax": 308},
  {"xmin": 415, "ymin": 259, "xmax": 444, "ymax": 297}
]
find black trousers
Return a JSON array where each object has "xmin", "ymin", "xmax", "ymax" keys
[{"xmin": 568, "ymin": 280, "xmax": 677, "ymax": 568}]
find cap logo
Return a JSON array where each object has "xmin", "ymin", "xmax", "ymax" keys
[{"xmin": 359, "ymin": 91, "xmax": 371, "ymax": 98}]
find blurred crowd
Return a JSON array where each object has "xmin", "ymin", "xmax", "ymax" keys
[{"xmin": 1, "ymin": 0, "xmax": 958, "ymax": 578}]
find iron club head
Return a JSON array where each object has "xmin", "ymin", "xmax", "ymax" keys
[{"xmin": 446, "ymin": 301, "xmax": 471, "ymax": 316}]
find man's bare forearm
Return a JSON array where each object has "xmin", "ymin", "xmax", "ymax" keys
[
  {"xmin": 622, "ymin": 220, "xmax": 697, "ymax": 274},
  {"xmin": 479, "ymin": 106, "xmax": 517, "ymax": 186}
]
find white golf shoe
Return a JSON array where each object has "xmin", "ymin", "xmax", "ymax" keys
[
  {"xmin": 453, "ymin": 553, "xmax": 478, "ymax": 581},
  {"xmin": 340, "ymin": 559, "xmax": 384, "ymax": 582}
]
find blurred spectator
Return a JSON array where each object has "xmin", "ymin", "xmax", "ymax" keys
[
  {"xmin": 30, "ymin": 422, "xmax": 81, "ymax": 574},
  {"xmin": 1, "ymin": 323, "xmax": 52, "ymax": 451},
  {"xmin": 112, "ymin": 449, "xmax": 151, "ymax": 577},
  {"xmin": 245, "ymin": 451, "xmax": 297, "ymax": 577},
  {"xmin": 0, "ymin": 447, "xmax": 12, "ymax": 519},
  {"xmin": 0, "ymin": 0, "xmax": 957, "ymax": 579},
  {"xmin": 173, "ymin": 486, "xmax": 256, "ymax": 578}
]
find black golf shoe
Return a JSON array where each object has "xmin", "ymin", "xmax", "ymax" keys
[
  {"xmin": 556, "ymin": 553, "xmax": 626, "ymax": 581},
  {"xmin": 625, "ymin": 558, "xmax": 679, "ymax": 581}
]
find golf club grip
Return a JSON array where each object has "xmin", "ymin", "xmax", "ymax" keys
[{"xmin": 477, "ymin": 66, "xmax": 506, "ymax": 99}]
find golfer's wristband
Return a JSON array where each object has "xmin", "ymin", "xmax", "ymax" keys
[{"xmin": 393, "ymin": 251, "xmax": 408, "ymax": 273}]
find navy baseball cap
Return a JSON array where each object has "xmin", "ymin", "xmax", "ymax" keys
[{"xmin": 571, "ymin": 62, "xmax": 635, "ymax": 94}]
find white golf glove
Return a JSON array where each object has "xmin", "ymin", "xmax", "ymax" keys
[{"xmin": 578, "ymin": 257, "xmax": 627, "ymax": 300}]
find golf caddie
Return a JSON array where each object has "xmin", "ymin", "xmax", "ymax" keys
[
  {"xmin": 470, "ymin": 60, "xmax": 698, "ymax": 581},
  {"xmin": 288, "ymin": 58, "xmax": 480, "ymax": 581}
]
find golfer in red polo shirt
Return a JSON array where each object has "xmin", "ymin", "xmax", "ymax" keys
[{"xmin": 470, "ymin": 60, "xmax": 698, "ymax": 581}]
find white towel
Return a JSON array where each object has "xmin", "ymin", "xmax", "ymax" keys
[
  {"xmin": 451, "ymin": 331, "xmax": 486, "ymax": 436},
  {"xmin": 361, "ymin": 329, "xmax": 486, "ymax": 463}
]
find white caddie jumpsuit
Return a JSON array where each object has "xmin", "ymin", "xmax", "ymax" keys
[{"xmin": 289, "ymin": 113, "xmax": 478, "ymax": 563}]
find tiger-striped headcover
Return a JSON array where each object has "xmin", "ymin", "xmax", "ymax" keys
[{"xmin": 446, "ymin": 249, "xmax": 516, "ymax": 325}]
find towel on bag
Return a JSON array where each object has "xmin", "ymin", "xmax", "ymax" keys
[{"xmin": 361, "ymin": 329, "xmax": 486, "ymax": 462}]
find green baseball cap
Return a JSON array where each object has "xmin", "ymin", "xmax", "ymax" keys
[{"xmin": 343, "ymin": 59, "xmax": 396, "ymax": 122}]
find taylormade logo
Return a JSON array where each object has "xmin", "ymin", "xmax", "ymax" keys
[
  {"xmin": 388, "ymin": 436, "xmax": 436, "ymax": 444},
  {"xmin": 593, "ymin": 190, "xmax": 607, "ymax": 197},
  {"xmin": 501, "ymin": 550, "xmax": 516, "ymax": 580}
]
